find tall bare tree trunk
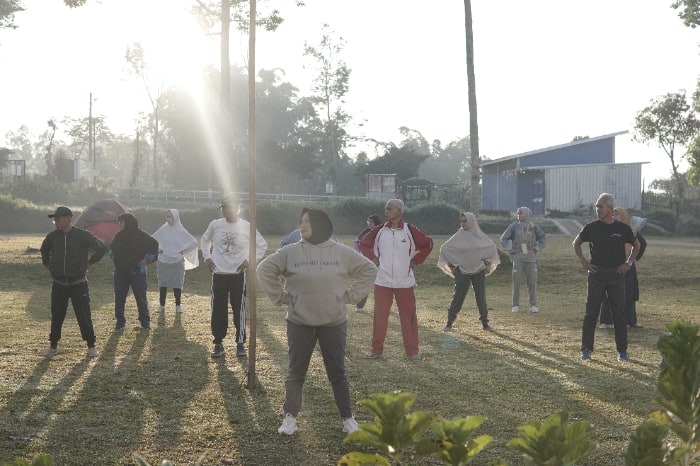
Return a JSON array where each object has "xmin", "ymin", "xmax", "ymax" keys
[
  {"xmin": 153, "ymin": 109, "xmax": 159, "ymax": 190},
  {"xmin": 464, "ymin": 0, "xmax": 481, "ymax": 213},
  {"xmin": 219, "ymin": 0, "xmax": 232, "ymax": 187}
]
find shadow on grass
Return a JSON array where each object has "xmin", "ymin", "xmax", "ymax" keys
[{"xmin": 31, "ymin": 313, "xmax": 211, "ymax": 463}]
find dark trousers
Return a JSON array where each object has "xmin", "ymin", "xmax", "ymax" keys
[
  {"xmin": 211, "ymin": 272, "xmax": 246, "ymax": 345},
  {"xmin": 582, "ymin": 268, "xmax": 627, "ymax": 353},
  {"xmin": 284, "ymin": 320, "xmax": 352, "ymax": 418},
  {"xmin": 114, "ymin": 272, "xmax": 150, "ymax": 328},
  {"xmin": 159, "ymin": 287, "xmax": 182, "ymax": 306},
  {"xmin": 599, "ymin": 264, "xmax": 638, "ymax": 325},
  {"xmin": 49, "ymin": 281, "xmax": 96, "ymax": 347},
  {"xmin": 447, "ymin": 270, "xmax": 488, "ymax": 326}
]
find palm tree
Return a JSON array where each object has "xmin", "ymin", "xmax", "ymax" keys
[{"xmin": 464, "ymin": 0, "xmax": 481, "ymax": 212}]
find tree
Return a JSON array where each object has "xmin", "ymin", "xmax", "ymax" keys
[
  {"xmin": 0, "ymin": 147, "xmax": 12, "ymax": 169},
  {"xmin": 464, "ymin": 0, "xmax": 481, "ymax": 213},
  {"xmin": 356, "ymin": 143, "xmax": 429, "ymax": 183},
  {"xmin": 192, "ymin": 1, "xmax": 291, "ymax": 187},
  {"xmin": 125, "ymin": 42, "xmax": 165, "ymax": 190},
  {"xmin": 634, "ymin": 91, "xmax": 700, "ymax": 217},
  {"xmin": 45, "ymin": 119, "xmax": 56, "ymax": 177},
  {"xmin": 419, "ymin": 137, "xmax": 471, "ymax": 185},
  {"xmin": 0, "ymin": 0, "xmax": 23, "ymax": 29},
  {"xmin": 670, "ymin": 0, "xmax": 700, "ymax": 27},
  {"xmin": 303, "ymin": 24, "xmax": 352, "ymax": 185},
  {"xmin": 4, "ymin": 125, "xmax": 34, "ymax": 171}
]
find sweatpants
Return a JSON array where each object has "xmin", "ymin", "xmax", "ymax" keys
[
  {"xmin": 370, "ymin": 285, "xmax": 419, "ymax": 356},
  {"xmin": 581, "ymin": 268, "xmax": 627, "ymax": 353},
  {"xmin": 211, "ymin": 272, "xmax": 246, "ymax": 345},
  {"xmin": 511, "ymin": 260, "xmax": 538, "ymax": 307},
  {"xmin": 49, "ymin": 281, "xmax": 96, "ymax": 348},
  {"xmin": 283, "ymin": 320, "xmax": 352, "ymax": 418}
]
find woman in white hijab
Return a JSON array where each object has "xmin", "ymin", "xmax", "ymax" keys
[
  {"xmin": 152, "ymin": 209, "xmax": 199, "ymax": 312},
  {"xmin": 437, "ymin": 212, "xmax": 500, "ymax": 332}
]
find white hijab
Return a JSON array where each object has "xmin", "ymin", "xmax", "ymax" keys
[
  {"xmin": 152, "ymin": 209, "xmax": 199, "ymax": 270},
  {"xmin": 437, "ymin": 212, "xmax": 500, "ymax": 277}
]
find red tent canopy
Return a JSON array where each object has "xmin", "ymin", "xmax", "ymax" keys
[{"xmin": 74, "ymin": 199, "xmax": 129, "ymax": 245}]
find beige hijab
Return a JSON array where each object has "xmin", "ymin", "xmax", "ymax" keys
[{"xmin": 437, "ymin": 212, "xmax": 500, "ymax": 277}]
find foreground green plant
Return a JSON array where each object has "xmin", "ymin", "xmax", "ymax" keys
[
  {"xmin": 339, "ymin": 392, "xmax": 595, "ymax": 466},
  {"xmin": 625, "ymin": 320, "xmax": 700, "ymax": 465},
  {"xmin": 340, "ymin": 391, "xmax": 436, "ymax": 465},
  {"xmin": 506, "ymin": 412, "xmax": 595, "ymax": 465}
]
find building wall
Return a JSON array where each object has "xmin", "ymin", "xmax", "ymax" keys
[
  {"xmin": 545, "ymin": 164, "xmax": 642, "ymax": 212},
  {"xmin": 482, "ymin": 169, "xmax": 518, "ymax": 212}
]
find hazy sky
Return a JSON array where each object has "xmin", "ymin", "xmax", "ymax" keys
[{"xmin": 1, "ymin": 0, "xmax": 699, "ymax": 187}]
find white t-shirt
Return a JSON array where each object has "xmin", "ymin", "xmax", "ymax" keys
[{"xmin": 201, "ymin": 218, "xmax": 268, "ymax": 274}]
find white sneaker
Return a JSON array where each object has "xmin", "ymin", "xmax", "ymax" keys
[
  {"xmin": 175, "ymin": 305, "xmax": 183, "ymax": 313},
  {"xmin": 512, "ymin": 306, "xmax": 520, "ymax": 313},
  {"xmin": 87, "ymin": 347, "xmax": 99, "ymax": 357},
  {"xmin": 156, "ymin": 305, "xmax": 165, "ymax": 313},
  {"xmin": 43, "ymin": 346, "xmax": 58, "ymax": 357},
  {"xmin": 599, "ymin": 323, "xmax": 608, "ymax": 329},
  {"xmin": 342, "ymin": 417, "xmax": 360, "ymax": 434},
  {"xmin": 530, "ymin": 305, "xmax": 539, "ymax": 313},
  {"xmin": 278, "ymin": 413, "xmax": 297, "ymax": 435}
]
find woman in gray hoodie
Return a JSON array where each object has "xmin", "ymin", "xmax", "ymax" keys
[{"xmin": 257, "ymin": 208, "xmax": 377, "ymax": 437}]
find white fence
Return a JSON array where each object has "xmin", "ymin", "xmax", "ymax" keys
[{"xmin": 117, "ymin": 189, "xmax": 365, "ymax": 205}]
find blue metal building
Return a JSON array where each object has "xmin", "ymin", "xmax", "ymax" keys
[{"xmin": 481, "ymin": 131, "xmax": 644, "ymax": 215}]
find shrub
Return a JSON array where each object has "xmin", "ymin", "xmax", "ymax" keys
[
  {"xmin": 644, "ymin": 208, "xmax": 677, "ymax": 232},
  {"xmin": 676, "ymin": 215, "xmax": 700, "ymax": 236}
]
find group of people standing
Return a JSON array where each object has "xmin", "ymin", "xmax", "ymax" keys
[
  {"xmin": 38, "ymin": 191, "xmax": 644, "ymax": 435},
  {"xmin": 39, "ymin": 198, "xmax": 262, "ymax": 360}
]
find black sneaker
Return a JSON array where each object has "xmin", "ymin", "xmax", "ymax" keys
[
  {"xmin": 211, "ymin": 343, "xmax": 225, "ymax": 357},
  {"xmin": 236, "ymin": 343, "xmax": 246, "ymax": 357}
]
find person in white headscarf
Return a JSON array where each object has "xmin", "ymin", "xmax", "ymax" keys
[
  {"xmin": 152, "ymin": 209, "xmax": 199, "ymax": 313},
  {"xmin": 500, "ymin": 206, "xmax": 547, "ymax": 313},
  {"xmin": 438, "ymin": 212, "xmax": 500, "ymax": 332}
]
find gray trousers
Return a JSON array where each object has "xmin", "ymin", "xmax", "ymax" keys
[
  {"xmin": 511, "ymin": 260, "xmax": 538, "ymax": 307},
  {"xmin": 284, "ymin": 320, "xmax": 352, "ymax": 418}
]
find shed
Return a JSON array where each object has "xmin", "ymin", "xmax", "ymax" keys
[{"xmin": 481, "ymin": 131, "xmax": 645, "ymax": 214}]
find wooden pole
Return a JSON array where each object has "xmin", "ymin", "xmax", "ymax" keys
[{"xmin": 247, "ymin": 0, "xmax": 258, "ymax": 390}]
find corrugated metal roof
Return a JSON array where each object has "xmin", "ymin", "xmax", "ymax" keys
[{"xmin": 481, "ymin": 131, "xmax": 629, "ymax": 167}]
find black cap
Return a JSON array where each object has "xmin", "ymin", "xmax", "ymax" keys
[{"xmin": 48, "ymin": 206, "xmax": 73, "ymax": 218}]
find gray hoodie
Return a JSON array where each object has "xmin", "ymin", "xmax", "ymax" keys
[{"xmin": 257, "ymin": 239, "xmax": 377, "ymax": 327}]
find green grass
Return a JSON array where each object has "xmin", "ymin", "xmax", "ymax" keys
[{"xmin": 0, "ymin": 234, "xmax": 698, "ymax": 465}]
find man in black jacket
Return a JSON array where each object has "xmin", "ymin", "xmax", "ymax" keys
[{"xmin": 40, "ymin": 206, "xmax": 107, "ymax": 357}]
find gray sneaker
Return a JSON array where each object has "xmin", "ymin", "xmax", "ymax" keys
[
  {"xmin": 43, "ymin": 346, "xmax": 58, "ymax": 357},
  {"xmin": 87, "ymin": 347, "xmax": 99, "ymax": 358},
  {"xmin": 364, "ymin": 352, "xmax": 381, "ymax": 359}
]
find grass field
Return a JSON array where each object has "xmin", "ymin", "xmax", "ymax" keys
[{"xmin": 0, "ymin": 233, "xmax": 698, "ymax": 465}]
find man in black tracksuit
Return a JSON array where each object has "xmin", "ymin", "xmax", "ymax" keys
[{"xmin": 40, "ymin": 206, "xmax": 107, "ymax": 357}]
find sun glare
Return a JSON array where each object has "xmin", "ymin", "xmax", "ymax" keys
[{"xmin": 134, "ymin": 4, "xmax": 216, "ymax": 97}]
